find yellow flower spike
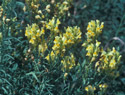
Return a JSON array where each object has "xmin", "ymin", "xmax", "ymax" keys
[
  {"xmin": 86, "ymin": 20, "xmax": 104, "ymax": 42},
  {"xmin": 61, "ymin": 53, "xmax": 75, "ymax": 72},
  {"xmin": 38, "ymin": 42, "xmax": 47, "ymax": 54}
]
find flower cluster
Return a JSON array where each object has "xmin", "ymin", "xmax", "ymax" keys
[
  {"xmin": 99, "ymin": 83, "xmax": 108, "ymax": 90},
  {"xmin": 46, "ymin": 17, "xmax": 61, "ymax": 35},
  {"xmin": 54, "ymin": 0, "xmax": 72, "ymax": 17},
  {"xmin": 45, "ymin": 26, "xmax": 81, "ymax": 73},
  {"xmin": 82, "ymin": 20, "xmax": 104, "ymax": 62},
  {"xmin": 45, "ymin": 51, "xmax": 56, "ymax": 61},
  {"xmin": 25, "ymin": 0, "xmax": 40, "ymax": 13},
  {"xmin": 95, "ymin": 47, "xmax": 121, "ymax": 73},
  {"xmin": 98, "ymin": 83, "xmax": 108, "ymax": 94},
  {"xmin": 85, "ymin": 40, "xmax": 101, "ymax": 62},
  {"xmin": 63, "ymin": 26, "xmax": 82, "ymax": 45},
  {"xmin": 52, "ymin": 26, "xmax": 81, "ymax": 57},
  {"xmin": 83, "ymin": 20, "xmax": 121, "ymax": 77},
  {"xmin": 25, "ymin": 23, "xmax": 44, "ymax": 45},
  {"xmin": 25, "ymin": 0, "xmax": 46, "ymax": 22},
  {"xmin": 61, "ymin": 53, "xmax": 75, "ymax": 72},
  {"xmin": 86, "ymin": 20, "xmax": 104, "ymax": 43},
  {"xmin": 85, "ymin": 85, "xmax": 96, "ymax": 95},
  {"xmin": 25, "ymin": 23, "xmax": 47, "ymax": 54}
]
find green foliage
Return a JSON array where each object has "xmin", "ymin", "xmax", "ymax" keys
[{"xmin": 0, "ymin": 0, "xmax": 125, "ymax": 95}]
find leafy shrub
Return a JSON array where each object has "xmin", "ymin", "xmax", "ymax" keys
[{"xmin": 0, "ymin": 0, "xmax": 125, "ymax": 95}]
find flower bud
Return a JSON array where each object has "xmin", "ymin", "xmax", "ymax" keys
[
  {"xmin": 35, "ymin": 15, "xmax": 41, "ymax": 19},
  {"xmin": 46, "ymin": 4, "xmax": 50, "ymax": 10}
]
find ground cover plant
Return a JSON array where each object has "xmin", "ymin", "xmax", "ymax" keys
[{"xmin": 0, "ymin": 0, "xmax": 125, "ymax": 95}]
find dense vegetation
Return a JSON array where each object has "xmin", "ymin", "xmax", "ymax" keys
[{"xmin": 0, "ymin": 0, "xmax": 125, "ymax": 95}]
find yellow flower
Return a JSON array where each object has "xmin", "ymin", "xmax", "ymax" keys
[
  {"xmin": 85, "ymin": 86, "xmax": 89, "ymax": 91},
  {"xmin": 25, "ymin": 30, "xmax": 28, "ymax": 36},
  {"xmin": 29, "ymin": 39, "xmax": 34, "ymax": 44},
  {"xmin": 99, "ymin": 83, "xmax": 108, "ymax": 89},
  {"xmin": 93, "ymin": 51, "xmax": 97, "ymax": 56},
  {"xmin": 96, "ymin": 27, "xmax": 100, "ymax": 31},
  {"xmin": 64, "ymin": 73, "xmax": 68, "ymax": 78},
  {"xmin": 101, "ymin": 24, "xmax": 104, "ymax": 29},
  {"xmin": 86, "ymin": 52, "xmax": 91, "ymax": 56},
  {"xmin": 41, "ymin": 28, "xmax": 45, "ymax": 34},
  {"xmin": 64, "ymin": 39, "xmax": 68, "ymax": 45},
  {"xmin": 46, "ymin": 24, "xmax": 49, "ymax": 28},
  {"xmin": 45, "ymin": 54, "xmax": 49, "ymax": 61},
  {"xmin": 32, "ymin": 36, "xmax": 36, "ymax": 40},
  {"xmin": 56, "ymin": 19, "xmax": 60, "ymax": 25},
  {"xmin": 99, "ymin": 84, "xmax": 102, "ymax": 88},
  {"xmin": 88, "ymin": 30, "xmax": 92, "ymax": 33},
  {"xmin": 86, "ymin": 44, "xmax": 94, "ymax": 52},
  {"xmin": 85, "ymin": 85, "xmax": 96, "ymax": 92},
  {"xmin": 55, "ymin": 27, "xmax": 58, "ymax": 30},
  {"xmin": 54, "ymin": 38, "xmax": 58, "ymax": 43},
  {"xmin": 42, "ymin": 15, "xmax": 45, "ymax": 18},
  {"xmin": 103, "ymin": 84, "xmax": 108, "ymax": 88},
  {"xmin": 36, "ymin": 32, "xmax": 40, "ymax": 36},
  {"xmin": 96, "ymin": 40, "xmax": 101, "ymax": 47},
  {"xmin": 109, "ymin": 59, "xmax": 116, "ymax": 69},
  {"xmin": 35, "ymin": 15, "xmax": 41, "ymax": 19},
  {"xmin": 68, "ymin": 39, "xmax": 73, "ymax": 43},
  {"xmin": 51, "ymin": 51, "xmax": 55, "ymax": 56},
  {"xmin": 95, "ymin": 61, "xmax": 99, "ymax": 68},
  {"xmin": 112, "ymin": 47, "xmax": 116, "ymax": 53},
  {"xmin": 87, "ymin": 24, "xmax": 91, "ymax": 29}
]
